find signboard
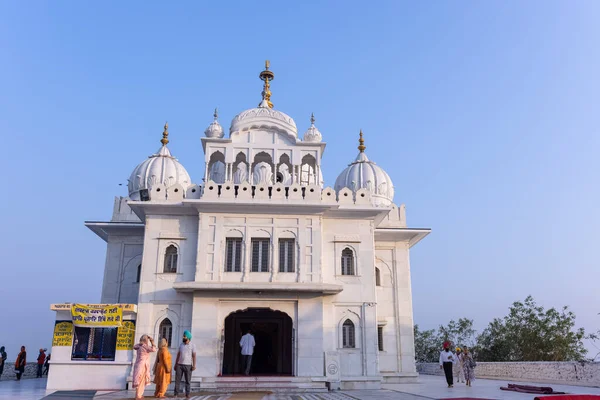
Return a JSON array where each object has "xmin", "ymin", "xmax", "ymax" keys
[
  {"xmin": 52, "ymin": 321, "xmax": 73, "ymax": 347},
  {"xmin": 51, "ymin": 303, "xmax": 136, "ymax": 312},
  {"xmin": 71, "ymin": 304, "xmax": 123, "ymax": 327},
  {"xmin": 116, "ymin": 321, "xmax": 136, "ymax": 350}
]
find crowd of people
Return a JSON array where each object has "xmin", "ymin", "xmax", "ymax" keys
[
  {"xmin": 439, "ymin": 341, "xmax": 476, "ymax": 388},
  {"xmin": 0, "ymin": 346, "xmax": 51, "ymax": 381}
]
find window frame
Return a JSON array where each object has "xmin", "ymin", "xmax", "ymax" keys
[
  {"xmin": 163, "ymin": 244, "xmax": 179, "ymax": 274},
  {"xmin": 225, "ymin": 237, "xmax": 243, "ymax": 272},
  {"xmin": 342, "ymin": 319, "xmax": 356, "ymax": 349},
  {"xmin": 159, "ymin": 318, "xmax": 173, "ymax": 347},
  {"xmin": 251, "ymin": 238, "xmax": 270, "ymax": 272},
  {"xmin": 278, "ymin": 238, "xmax": 295, "ymax": 273},
  {"xmin": 71, "ymin": 326, "xmax": 118, "ymax": 361},
  {"xmin": 375, "ymin": 267, "xmax": 381, "ymax": 286},
  {"xmin": 377, "ymin": 326, "xmax": 384, "ymax": 351},
  {"xmin": 341, "ymin": 248, "xmax": 355, "ymax": 276}
]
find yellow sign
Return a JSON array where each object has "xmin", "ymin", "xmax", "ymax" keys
[
  {"xmin": 116, "ymin": 321, "xmax": 136, "ymax": 350},
  {"xmin": 51, "ymin": 303, "xmax": 136, "ymax": 312},
  {"xmin": 71, "ymin": 304, "xmax": 123, "ymax": 327},
  {"xmin": 52, "ymin": 321, "xmax": 73, "ymax": 347}
]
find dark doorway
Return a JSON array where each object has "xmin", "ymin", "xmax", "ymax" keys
[{"xmin": 222, "ymin": 308, "xmax": 293, "ymax": 376}]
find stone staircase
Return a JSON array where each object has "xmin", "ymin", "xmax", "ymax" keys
[{"xmin": 196, "ymin": 376, "xmax": 328, "ymax": 393}]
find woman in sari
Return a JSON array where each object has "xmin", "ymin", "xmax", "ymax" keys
[
  {"xmin": 462, "ymin": 347, "xmax": 476, "ymax": 387},
  {"xmin": 15, "ymin": 346, "xmax": 26, "ymax": 381},
  {"xmin": 132, "ymin": 335, "xmax": 157, "ymax": 399},
  {"xmin": 153, "ymin": 338, "xmax": 172, "ymax": 398}
]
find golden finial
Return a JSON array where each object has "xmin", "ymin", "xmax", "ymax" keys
[
  {"xmin": 161, "ymin": 122, "xmax": 169, "ymax": 146},
  {"xmin": 259, "ymin": 60, "xmax": 275, "ymax": 108},
  {"xmin": 358, "ymin": 129, "xmax": 366, "ymax": 153}
]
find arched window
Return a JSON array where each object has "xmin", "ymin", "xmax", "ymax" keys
[
  {"xmin": 136, "ymin": 264, "xmax": 142, "ymax": 283},
  {"xmin": 375, "ymin": 267, "xmax": 381, "ymax": 286},
  {"xmin": 341, "ymin": 248, "xmax": 354, "ymax": 275},
  {"xmin": 159, "ymin": 318, "xmax": 173, "ymax": 347},
  {"xmin": 342, "ymin": 319, "xmax": 356, "ymax": 348},
  {"xmin": 164, "ymin": 245, "xmax": 178, "ymax": 273}
]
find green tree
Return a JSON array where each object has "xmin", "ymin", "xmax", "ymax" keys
[
  {"xmin": 439, "ymin": 318, "xmax": 476, "ymax": 349},
  {"xmin": 475, "ymin": 296, "xmax": 588, "ymax": 361},
  {"xmin": 414, "ymin": 324, "xmax": 442, "ymax": 362}
]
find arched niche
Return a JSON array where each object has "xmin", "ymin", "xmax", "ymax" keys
[
  {"xmin": 208, "ymin": 151, "xmax": 226, "ymax": 184},
  {"xmin": 300, "ymin": 154, "xmax": 317, "ymax": 186},
  {"xmin": 276, "ymin": 153, "xmax": 293, "ymax": 185},
  {"xmin": 233, "ymin": 152, "xmax": 249, "ymax": 184},
  {"xmin": 252, "ymin": 152, "xmax": 274, "ymax": 185}
]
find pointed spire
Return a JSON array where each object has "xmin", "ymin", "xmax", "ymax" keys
[
  {"xmin": 213, "ymin": 107, "xmax": 219, "ymax": 121},
  {"xmin": 310, "ymin": 112, "xmax": 315, "ymax": 126},
  {"xmin": 161, "ymin": 122, "xmax": 169, "ymax": 146},
  {"xmin": 259, "ymin": 60, "xmax": 275, "ymax": 108},
  {"xmin": 358, "ymin": 129, "xmax": 366, "ymax": 153}
]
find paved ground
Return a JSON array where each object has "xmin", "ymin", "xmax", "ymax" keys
[{"xmin": 1, "ymin": 375, "xmax": 600, "ymax": 400}]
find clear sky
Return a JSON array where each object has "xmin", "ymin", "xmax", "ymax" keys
[{"xmin": 1, "ymin": 1, "xmax": 599, "ymax": 361}]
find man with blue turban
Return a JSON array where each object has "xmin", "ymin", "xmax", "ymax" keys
[{"xmin": 174, "ymin": 330, "xmax": 196, "ymax": 398}]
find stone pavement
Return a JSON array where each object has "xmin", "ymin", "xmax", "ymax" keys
[{"xmin": 2, "ymin": 375, "xmax": 600, "ymax": 400}]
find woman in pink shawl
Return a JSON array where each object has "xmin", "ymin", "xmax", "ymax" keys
[{"xmin": 132, "ymin": 334, "xmax": 157, "ymax": 399}]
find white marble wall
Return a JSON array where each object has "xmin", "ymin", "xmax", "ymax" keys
[
  {"xmin": 96, "ymin": 206, "xmax": 418, "ymax": 387},
  {"xmin": 417, "ymin": 362, "xmax": 600, "ymax": 387}
]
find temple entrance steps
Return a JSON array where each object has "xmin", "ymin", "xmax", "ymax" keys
[{"xmin": 196, "ymin": 376, "xmax": 328, "ymax": 393}]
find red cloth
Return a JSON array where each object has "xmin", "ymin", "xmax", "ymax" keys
[
  {"xmin": 535, "ymin": 396, "xmax": 600, "ymax": 400},
  {"xmin": 500, "ymin": 384, "xmax": 565, "ymax": 395},
  {"xmin": 37, "ymin": 352, "xmax": 46, "ymax": 365}
]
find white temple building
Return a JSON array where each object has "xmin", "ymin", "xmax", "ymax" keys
[{"xmin": 50, "ymin": 62, "xmax": 430, "ymax": 392}]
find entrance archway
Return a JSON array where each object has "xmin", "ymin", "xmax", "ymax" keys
[{"xmin": 222, "ymin": 308, "xmax": 293, "ymax": 376}]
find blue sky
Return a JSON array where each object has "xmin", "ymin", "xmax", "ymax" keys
[{"xmin": 1, "ymin": 1, "xmax": 599, "ymax": 360}]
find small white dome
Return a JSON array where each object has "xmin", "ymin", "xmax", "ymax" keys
[
  {"xmin": 128, "ymin": 124, "xmax": 192, "ymax": 200},
  {"xmin": 334, "ymin": 132, "xmax": 394, "ymax": 206},
  {"xmin": 230, "ymin": 100, "xmax": 298, "ymax": 139},
  {"xmin": 204, "ymin": 108, "xmax": 224, "ymax": 138},
  {"xmin": 302, "ymin": 113, "xmax": 322, "ymax": 143}
]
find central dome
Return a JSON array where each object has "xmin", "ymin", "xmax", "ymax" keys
[{"xmin": 229, "ymin": 100, "xmax": 298, "ymax": 138}]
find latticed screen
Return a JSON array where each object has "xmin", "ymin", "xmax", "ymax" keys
[
  {"xmin": 251, "ymin": 239, "xmax": 269, "ymax": 272},
  {"xmin": 279, "ymin": 239, "xmax": 295, "ymax": 272},
  {"xmin": 225, "ymin": 238, "xmax": 242, "ymax": 272},
  {"xmin": 72, "ymin": 327, "xmax": 117, "ymax": 361},
  {"xmin": 378, "ymin": 326, "xmax": 384, "ymax": 351}
]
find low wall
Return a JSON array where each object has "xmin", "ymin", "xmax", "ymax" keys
[
  {"xmin": 417, "ymin": 362, "xmax": 600, "ymax": 387},
  {"xmin": 0, "ymin": 362, "xmax": 39, "ymax": 380}
]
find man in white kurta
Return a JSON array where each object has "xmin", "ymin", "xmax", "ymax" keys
[
  {"xmin": 439, "ymin": 342, "xmax": 456, "ymax": 387},
  {"xmin": 239, "ymin": 330, "xmax": 256, "ymax": 376}
]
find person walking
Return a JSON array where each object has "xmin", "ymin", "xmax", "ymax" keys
[
  {"xmin": 462, "ymin": 347, "xmax": 476, "ymax": 387},
  {"xmin": 132, "ymin": 335, "xmax": 157, "ymax": 399},
  {"xmin": 439, "ymin": 341, "xmax": 455, "ymax": 387},
  {"xmin": 15, "ymin": 346, "xmax": 26, "ymax": 381},
  {"xmin": 174, "ymin": 330, "xmax": 196, "ymax": 399},
  {"xmin": 36, "ymin": 349, "xmax": 46, "ymax": 378},
  {"xmin": 0, "ymin": 346, "xmax": 7, "ymax": 380},
  {"xmin": 453, "ymin": 347, "xmax": 464, "ymax": 383},
  {"xmin": 43, "ymin": 354, "xmax": 51, "ymax": 376},
  {"xmin": 239, "ymin": 329, "xmax": 255, "ymax": 376},
  {"xmin": 152, "ymin": 338, "xmax": 172, "ymax": 398}
]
